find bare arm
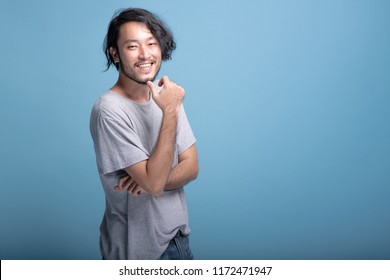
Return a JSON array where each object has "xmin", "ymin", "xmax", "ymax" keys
[
  {"xmin": 165, "ymin": 144, "xmax": 199, "ymax": 191},
  {"xmin": 122, "ymin": 76, "xmax": 184, "ymax": 196}
]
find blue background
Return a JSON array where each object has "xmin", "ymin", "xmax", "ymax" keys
[{"xmin": 1, "ymin": 0, "xmax": 389, "ymax": 260}]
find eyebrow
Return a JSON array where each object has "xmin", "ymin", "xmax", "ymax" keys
[{"xmin": 123, "ymin": 37, "xmax": 156, "ymax": 44}]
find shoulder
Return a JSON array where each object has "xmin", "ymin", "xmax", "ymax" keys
[{"xmin": 91, "ymin": 91, "xmax": 129, "ymax": 120}]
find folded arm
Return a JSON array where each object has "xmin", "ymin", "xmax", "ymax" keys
[{"xmin": 117, "ymin": 144, "xmax": 198, "ymax": 196}]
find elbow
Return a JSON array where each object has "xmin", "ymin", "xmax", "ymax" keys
[
  {"xmin": 186, "ymin": 161, "xmax": 199, "ymax": 184},
  {"xmin": 192, "ymin": 163, "xmax": 199, "ymax": 181},
  {"xmin": 192, "ymin": 166, "xmax": 199, "ymax": 181}
]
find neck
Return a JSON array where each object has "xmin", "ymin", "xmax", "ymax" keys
[{"xmin": 111, "ymin": 73, "xmax": 151, "ymax": 103}]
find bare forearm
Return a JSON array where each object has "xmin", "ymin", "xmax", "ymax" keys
[
  {"xmin": 165, "ymin": 145, "xmax": 199, "ymax": 191},
  {"xmin": 165, "ymin": 159, "xmax": 198, "ymax": 191},
  {"xmin": 144, "ymin": 112, "xmax": 178, "ymax": 193}
]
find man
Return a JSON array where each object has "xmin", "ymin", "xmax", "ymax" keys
[{"xmin": 90, "ymin": 8, "xmax": 198, "ymax": 260}]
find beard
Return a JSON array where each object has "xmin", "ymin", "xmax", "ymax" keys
[{"xmin": 118, "ymin": 55, "xmax": 161, "ymax": 85}]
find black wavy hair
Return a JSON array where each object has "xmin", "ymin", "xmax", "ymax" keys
[{"xmin": 103, "ymin": 8, "xmax": 176, "ymax": 71}]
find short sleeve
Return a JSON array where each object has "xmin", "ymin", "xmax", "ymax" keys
[
  {"xmin": 92, "ymin": 115, "xmax": 149, "ymax": 175},
  {"xmin": 177, "ymin": 105, "xmax": 196, "ymax": 154}
]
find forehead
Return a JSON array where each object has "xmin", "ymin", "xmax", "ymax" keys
[{"xmin": 118, "ymin": 21, "xmax": 155, "ymax": 43}]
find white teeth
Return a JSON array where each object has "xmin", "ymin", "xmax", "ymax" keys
[{"xmin": 137, "ymin": 63, "xmax": 152, "ymax": 68}]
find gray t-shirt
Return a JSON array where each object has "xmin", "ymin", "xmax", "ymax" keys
[{"xmin": 90, "ymin": 90, "xmax": 196, "ymax": 260}]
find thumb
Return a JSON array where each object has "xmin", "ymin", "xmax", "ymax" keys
[{"xmin": 147, "ymin": 81, "xmax": 159, "ymax": 100}]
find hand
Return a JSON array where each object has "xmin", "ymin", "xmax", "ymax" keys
[
  {"xmin": 147, "ymin": 76, "xmax": 184, "ymax": 114},
  {"xmin": 114, "ymin": 175, "xmax": 145, "ymax": 197}
]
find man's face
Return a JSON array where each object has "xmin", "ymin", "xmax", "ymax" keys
[{"xmin": 114, "ymin": 21, "xmax": 162, "ymax": 84}]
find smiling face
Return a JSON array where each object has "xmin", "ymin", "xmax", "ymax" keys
[{"xmin": 111, "ymin": 21, "xmax": 162, "ymax": 84}]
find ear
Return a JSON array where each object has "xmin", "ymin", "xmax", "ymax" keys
[{"xmin": 110, "ymin": 47, "xmax": 119, "ymax": 63}]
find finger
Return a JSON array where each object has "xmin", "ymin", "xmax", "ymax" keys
[
  {"xmin": 118, "ymin": 175, "xmax": 130, "ymax": 190},
  {"xmin": 158, "ymin": 76, "xmax": 169, "ymax": 87},
  {"xmin": 147, "ymin": 80, "xmax": 158, "ymax": 94},
  {"xmin": 125, "ymin": 179, "xmax": 137, "ymax": 192},
  {"xmin": 131, "ymin": 186, "xmax": 144, "ymax": 197},
  {"xmin": 117, "ymin": 179, "xmax": 124, "ymax": 190},
  {"xmin": 147, "ymin": 80, "xmax": 159, "ymax": 100},
  {"xmin": 115, "ymin": 181, "xmax": 128, "ymax": 192}
]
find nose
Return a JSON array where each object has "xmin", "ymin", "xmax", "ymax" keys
[{"xmin": 138, "ymin": 45, "xmax": 150, "ymax": 60}]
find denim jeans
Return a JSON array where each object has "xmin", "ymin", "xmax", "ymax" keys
[{"xmin": 159, "ymin": 231, "xmax": 194, "ymax": 260}]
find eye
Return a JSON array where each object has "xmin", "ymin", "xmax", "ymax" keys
[{"xmin": 127, "ymin": 45, "xmax": 137, "ymax": 50}]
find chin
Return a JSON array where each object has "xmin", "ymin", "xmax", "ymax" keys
[
  {"xmin": 141, "ymin": 74, "xmax": 158, "ymax": 83},
  {"xmin": 139, "ymin": 76, "xmax": 156, "ymax": 84}
]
